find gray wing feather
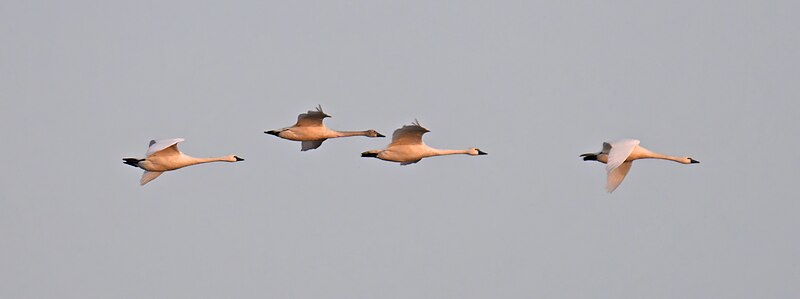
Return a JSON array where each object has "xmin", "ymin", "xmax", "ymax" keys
[{"xmin": 301, "ymin": 139, "xmax": 326, "ymax": 151}]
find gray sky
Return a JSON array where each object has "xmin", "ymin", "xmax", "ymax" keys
[{"xmin": 1, "ymin": 1, "xmax": 799, "ymax": 298}]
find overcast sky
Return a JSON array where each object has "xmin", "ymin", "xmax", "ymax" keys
[{"xmin": 1, "ymin": 1, "xmax": 798, "ymax": 298}]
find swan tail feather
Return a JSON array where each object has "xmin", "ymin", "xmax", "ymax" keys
[{"xmin": 123, "ymin": 158, "xmax": 144, "ymax": 167}]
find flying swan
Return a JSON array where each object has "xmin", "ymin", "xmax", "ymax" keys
[
  {"xmin": 580, "ymin": 139, "xmax": 699, "ymax": 193},
  {"xmin": 361, "ymin": 120, "xmax": 487, "ymax": 165},
  {"xmin": 264, "ymin": 105, "xmax": 385, "ymax": 151},
  {"xmin": 122, "ymin": 138, "xmax": 244, "ymax": 186}
]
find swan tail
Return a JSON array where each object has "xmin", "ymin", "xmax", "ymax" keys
[
  {"xmin": 361, "ymin": 151, "xmax": 379, "ymax": 158},
  {"xmin": 123, "ymin": 158, "xmax": 144, "ymax": 167}
]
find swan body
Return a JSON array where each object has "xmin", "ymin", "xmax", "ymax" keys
[
  {"xmin": 580, "ymin": 139, "xmax": 699, "ymax": 193},
  {"xmin": 264, "ymin": 105, "xmax": 385, "ymax": 151},
  {"xmin": 361, "ymin": 120, "xmax": 487, "ymax": 165},
  {"xmin": 122, "ymin": 138, "xmax": 244, "ymax": 185}
]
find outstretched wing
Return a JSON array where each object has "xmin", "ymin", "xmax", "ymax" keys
[
  {"xmin": 294, "ymin": 105, "xmax": 330, "ymax": 127},
  {"xmin": 140, "ymin": 171, "xmax": 163, "ymax": 186},
  {"xmin": 605, "ymin": 139, "xmax": 639, "ymax": 174},
  {"xmin": 146, "ymin": 138, "xmax": 184, "ymax": 157},
  {"xmin": 301, "ymin": 139, "xmax": 326, "ymax": 151},
  {"xmin": 388, "ymin": 119, "xmax": 430, "ymax": 147},
  {"xmin": 606, "ymin": 161, "xmax": 633, "ymax": 193}
]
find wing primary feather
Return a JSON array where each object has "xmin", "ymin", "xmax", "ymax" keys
[
  {"xmin": 606, "ymin": 161, "xmax": 633, "ymax": 193},
  {"xmin": 605, "ymin": 139, "xmax": 639, "ymax": 173},
  {"xmin": 140, "ymin": 171, "xmax": 163, "ymax": 186},
  {"xmin": 300, "ymin": 139, "xmax": 326, "ymax": 151}
]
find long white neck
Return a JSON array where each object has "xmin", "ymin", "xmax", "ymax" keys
[
  {"xmin": 643, "ymin": 152, "xmax": 692, "ymax": 164},
  {"xmin": 333, "ymin": 130, "xmax": 372, "ymax": 137},
  {"xmin": 431, "ymin": 148, "xmax": 472, "ymax": 156},
  {"xmin": 185, "ymin": 156, "xmax": 236, "ymax": 166}
]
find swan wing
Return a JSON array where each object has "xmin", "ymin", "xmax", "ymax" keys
[
  {"xmin": 601, "ymin": 142, "xmax": 612, "ymax": 154},
  {"xmin": 389, "ymin": 120, "xmax": 430, "ymax": 146},
  {"xmin": 400, "ymin": 159, "xmax": 422, "ymax": 166},
  {"xmin": 140, "ymin": 171, "xmax": 163, "ymax": 186},
  {"xmin": 605, "ymin": 139, "xmax": 639, "ymax": 173},
  {"xmin": 606, "ymin": 161, "xmax": 632, "ymax": 193},
  {"xmin": 146, "ymin": 138, "xmax": 184, "ymax": 157},
  {"xmin": 301, "ymin": 139, "xmax": 326, "ymax": 151},
  {"xmin": 294, "ymin": 105, "xmax": 329, "ymax": 127}
]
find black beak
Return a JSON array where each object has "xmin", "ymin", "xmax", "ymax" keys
[
  {"xmin": 377, "ymin": 133, "xmax": 385, "ymax": 137},
  {"xmin": 361, "ymin": 152, "xmax": 378, "ymax": 158},
  {"xmin": 477, "ymin": 150, "xmax": 488, "ymax": 155},
  {"xmin": 264, "ymin": 130, "xmax": 279, "ymax": 136},
  {"xmin": 235, "ymin": 156, "xmax": 244, "ymax": 161},
  {"xmin": 689, "ymin": 158, "xmax": 699, "ymax": 164}
]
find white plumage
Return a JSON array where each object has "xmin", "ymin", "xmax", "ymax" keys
[
  {"xmin": 264, "ymin": 105, "xmax": 385, "ymax": 151},
  {"xmin": 581, "ymin": 139, "xmax": 699, "ymax": 193},
  {"xmin": 123, "ymin": 138, "xmax": 244, "ymax": 186},
  {"xmin": 361, "ymin": 120, "xmax": 487, "ymax": 165}
]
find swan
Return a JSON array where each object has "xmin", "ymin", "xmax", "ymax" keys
[
  {"xmin": 580, "ymin": 139, "xmax": 699, "ymax": 193},
  {"xmin": 122, "ymin": 138, "xmax": 244, "ymax": 186},
  {"xmin": 361, "ymin": 120, "xmax": 487, "ymax": 165},
  {"xmin": 264, "ymin": 105, "xmax": 385, "ymax": 151}
]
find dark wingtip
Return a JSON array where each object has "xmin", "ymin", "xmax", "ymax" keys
[
  {"xmin": 689, "ymin": 158, "xmax": 699, "ymax": 164},
  {"xmin": 234, "ymin": 156, "xmax": 244, "ymax": 161}
]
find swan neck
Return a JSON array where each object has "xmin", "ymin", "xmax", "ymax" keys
[
  {"xmin": 334, "ymin": 130, "xmax": 369, "ymax": 137},
  {"xmin": 646, "ymin": 152, "xmax": 688, "ymax": 163},
  {"xmin": 188, "ymin": 156, "xmax": 232, "ymax": 165},
  {"xmin": 432, "ymin": 149, "xmax": 470, "ymax": 156}
]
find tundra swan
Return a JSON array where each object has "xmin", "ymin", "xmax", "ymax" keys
[
  {"xmin": 122, "ymin": 138, "xmax": 244, "ymax": 186},
  {"xmin": 361, "ymin": 120, "xmax": 487, "ymax": 165},
  {"xmin": 580, "ymin": 139, "xmax": 699, "ymax": 193},
  {"xmin": 264, "ymin": 105, "xmax": 385, "ymax": 151}
]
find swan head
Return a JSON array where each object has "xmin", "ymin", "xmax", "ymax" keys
[
  {"xmin": 468, "ymin": 148, "xmax": 488, "ymax": 156},
  {"xmin": 687, "ymin": 157, "xmax": 699, "ymax": 164},
  {"xmin": 226, "ymin": 155, "xmax": 244, "ymax": 162},
  {"xmin": 365, "ymin": 130, "xmax": 385, "ymax": 138},
  {"xmin": 361, "ymin": 150, "xmax": 381, "ymax": 158}
]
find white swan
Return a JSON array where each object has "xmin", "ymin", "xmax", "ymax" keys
[
  {"xmin": 361, "ymin": 120, "xmax": 487, "ymax": 165},
  {"xmin": 580, "ymin": 139, "xmax": 699, "ymax": 193},
  {"xmin": 264, "ymin": 105, "xmax": 385, "ymax": 151},
  {"xmin": 122, "ymin": 138, "xmax": 244, "ymax": 186}
]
